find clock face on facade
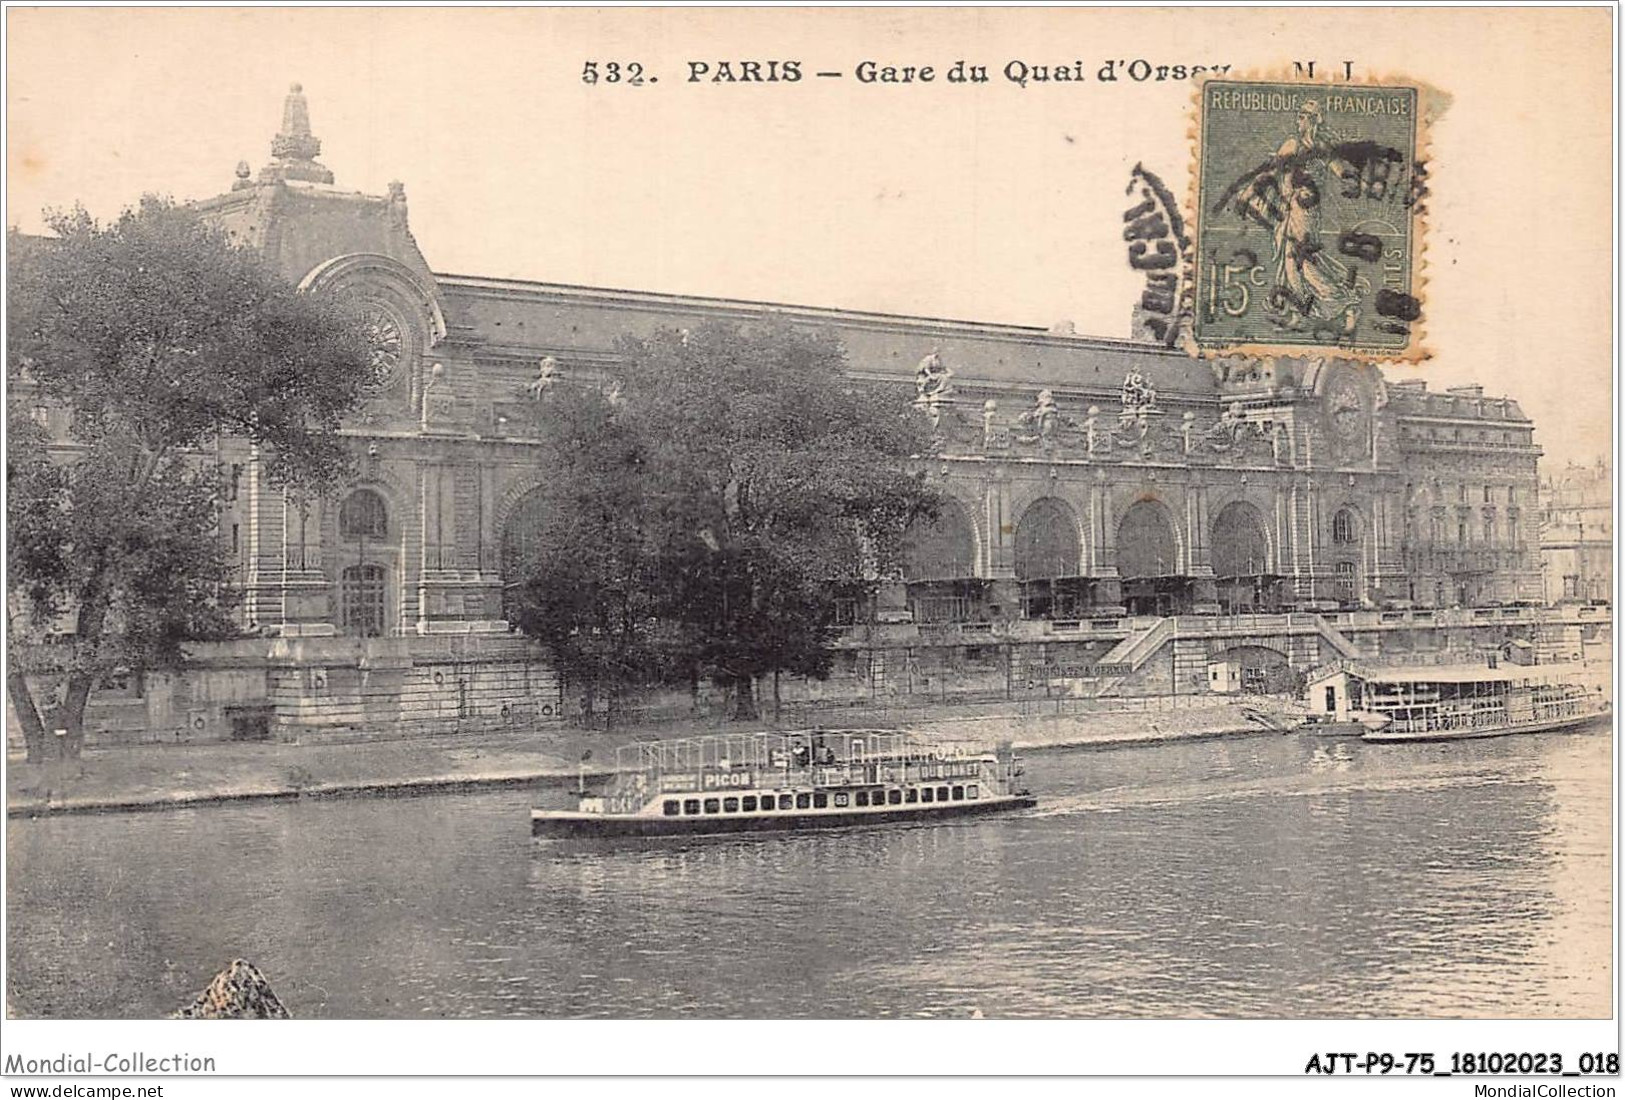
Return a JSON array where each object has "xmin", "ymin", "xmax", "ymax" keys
[
  {"xmin": 361, "ymin": 303, "xmax": 405, "ymax": 390},
  {"xmin": 1324, "ymin": 368, "xmax": 1370, "ymax": 455}
]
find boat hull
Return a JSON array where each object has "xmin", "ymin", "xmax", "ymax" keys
[
  {"xmin": 1295, "ymin": 720, "xmax": 1377, "ymax": 738},
  {"xmin": 532, "ymin": 793, "xmax": 1037, "ymax": 839},
  {"xmin": 1362, "ymin": 709, "xmax": 1608, "ymax": 744}
]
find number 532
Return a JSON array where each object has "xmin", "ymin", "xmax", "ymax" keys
[{"xmin": 582, "ymin": 61, "xmax": 647, "ymax": 85}]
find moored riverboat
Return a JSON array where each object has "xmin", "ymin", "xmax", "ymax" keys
[
  {"xmin": 531, "ymin": 729, "xmax": 1035, "ymax": 838},
  {"xmin": 1305, "ymin": 662, "xmax": 1609, "ymax": 744}
]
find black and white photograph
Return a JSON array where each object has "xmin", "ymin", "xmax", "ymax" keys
[{"xmin": 2, "ymin": 4, "xmax": 1617, "ymax": 1089}]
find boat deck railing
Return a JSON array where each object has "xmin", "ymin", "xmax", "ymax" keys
[
  {"xmin": 608, "ymin": 729, "xmax": 1001, "ymax": 787},
  {"xmin": 1385, "ymin": 687, "xmax": 1606, "ymax": 734}
]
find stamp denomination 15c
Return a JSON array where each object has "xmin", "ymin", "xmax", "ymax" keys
[{"xmin": 1194, "ymin": 79, "xmax": 1424, "ymax": 360}]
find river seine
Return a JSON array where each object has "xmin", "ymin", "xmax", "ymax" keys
[{"xmin": 7, "ymin": 723, "xmax": 1611, "ymax": 1018}]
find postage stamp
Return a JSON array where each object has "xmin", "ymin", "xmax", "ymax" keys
[{"xmin": 1192, "ymin": 78, "xmax": 1425, "ymax": 360}]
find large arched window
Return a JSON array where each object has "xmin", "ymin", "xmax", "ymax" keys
[
  {"xmin": 1116, "ymin": 500, "xmax": 1179, "ymax": 579},
  {"xmin": 1014, "ymin": 498, "xmax": 1081, "ymax": 581},
  {"xmin": 340, "ymin": 489, "xmax": 388, "ymax": 541},
  {"xmin": 1211, "ymin": 502, "xmax": 1271, "ymax": 580},
  {"xmin": 901, "ymin": 500, "xmax": 977, "ymax": 582}
]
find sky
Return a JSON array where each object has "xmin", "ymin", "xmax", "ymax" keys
[{"xmin": 6, "ymin": 7, "xmax": 1614, "ymax": 469}]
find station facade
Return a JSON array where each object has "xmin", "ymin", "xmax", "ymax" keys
[
  {"xmin": 22, "ymin": 88, "xmax": 1566, "ymax": 741},
  {"xmin": 204, "ymin": 89, "xmax": 1543, "ymax": 640}
]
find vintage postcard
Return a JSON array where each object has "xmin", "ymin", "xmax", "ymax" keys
[{"xmin": 2, "ymin": 5, "xmax": 1616, "ymax": 1091}]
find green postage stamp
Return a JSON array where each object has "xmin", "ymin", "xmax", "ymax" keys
[{"xmin": 1194, "ymin": 79, "xmax": 1425, "ymax": 360}]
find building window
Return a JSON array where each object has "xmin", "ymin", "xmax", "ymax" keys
[
  {"xmin": 1508, "ymin": 509, "xmax": 1520, "ymax": 547},
  {"xmin": 340, "ymin": 488, "xmax": 388, "ymax": 541},
  {"xmin": 1332, "ymin": 509, "xmax": 1356, "ymax": 545},
  {"xmin": 1483, "ymin": 485, "xmax": 1491, "ymax": 503},
  {"xmin": 341, "ymin": 563, "xmax": 387, "ymax": 637}
]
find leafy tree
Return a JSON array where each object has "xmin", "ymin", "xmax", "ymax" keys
[
  {"xmin": 6, "ymin": 197, "xmax": 373, "ymax": 761},
  {"xmin": 508, "ymin": 319, "xmax": 939, "ymax": 722},
  {"xmin": 503, "ymin": 386, "xmax": 664, "ymax": 727}
]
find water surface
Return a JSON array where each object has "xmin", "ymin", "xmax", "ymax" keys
[{"xmin": 8, "ymin": 723, "xmax": 1612, "ymax": 1018}]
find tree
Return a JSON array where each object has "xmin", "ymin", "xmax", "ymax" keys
[
  {"xmin": 6, "ymin": 197, "xmax": 373, "ymax": 761},
  {"xmin": 507, "ymin": 319, "xmax": 940, "ymax": 722},
  {"xmin": 503, "ymin": 386, "xmax": 664, "ymax": 728}
]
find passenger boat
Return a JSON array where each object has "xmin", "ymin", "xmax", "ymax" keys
[
  {"xmin": 531, "ymin": 729, "xmax": 1036, "ymax": 838},
  {"xmin": 1304, "ymin": 662, "xmax": 1609, "ymax": 744}
]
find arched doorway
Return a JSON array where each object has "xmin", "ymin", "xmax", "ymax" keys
[
  {"xmin": 1116, "ymin": 499, "xmax": 1188, "ymax": 615},
  {"xmin": 1211, "ymin": 501, "xmax": 1279, "ymax": 613},
  {"xmin": 1015, "ymin": 497, "xmax": 1086, "ymax": 619},
  {"xmin": 1207, "ymin": 644, "xmax": 1297, "ymax": 695},
  {"xmin": 902, "ymin": 499, "xmax": 980, "ymax": 623}
]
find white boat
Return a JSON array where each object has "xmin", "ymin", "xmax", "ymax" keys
[
  {"xmin": 532, "ymin": 729, "xmax": 1035, "ymax": 839},
  {"xmin": 1304, "ymin": 662, "xmax": 1610, "ymax": 744}
]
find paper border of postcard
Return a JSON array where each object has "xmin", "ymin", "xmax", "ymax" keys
[{"xmin": 1188, "ymin": 74, "xmax": 1445, "ymax": 363}]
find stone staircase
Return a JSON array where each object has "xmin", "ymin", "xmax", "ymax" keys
[
  {"xmin": 1091, "ymin": 617, "xmax": 1177, "ymax": 696},
  {"xmin": 1312, "ymin": 614, "xmax": 1363, "ymax": 659}
]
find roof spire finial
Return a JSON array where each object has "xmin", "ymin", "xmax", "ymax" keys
[{"xmin": 260, "ymin": 81, "xmax": 334, "ymax": 185}]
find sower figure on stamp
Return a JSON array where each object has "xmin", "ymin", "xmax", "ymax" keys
[{"xmin": 1239, "ymin": 101, "xmax": 1369, "ymax": 337}]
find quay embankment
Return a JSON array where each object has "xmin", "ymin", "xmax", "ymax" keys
[{"xmin": 5, "ymin": 696, "xmax": 1295, "ymax": 818}]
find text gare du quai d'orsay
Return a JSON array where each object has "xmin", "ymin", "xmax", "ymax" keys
[{"xmin": 580, "ymin": 57, "xmax": 1285, "ymax": 87}]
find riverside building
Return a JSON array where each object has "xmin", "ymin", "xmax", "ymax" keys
[{"xmin": 17, "ymin": 86, "xmax": 1600, "ymax": 743}]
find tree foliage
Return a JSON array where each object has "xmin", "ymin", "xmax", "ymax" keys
[
  {"xmin": 506, "ymin": 319, "xmax": 939, "ymax": 722},
  {"xmin": 6, "ymin": 196, "xmax": 373, "ymax": 760},
  {"xmin": 504, "ymin": 386, "xmax": 664, "ymax": 724}
]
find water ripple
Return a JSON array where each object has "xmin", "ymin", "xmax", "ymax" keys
[{"xmin": 6, "ymin": 723, "xmax": 1610, "ymax": 1018}]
